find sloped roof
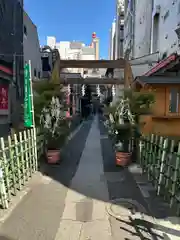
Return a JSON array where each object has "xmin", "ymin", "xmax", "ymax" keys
[{"xmin": 136, "ymin": 76, "xmax": 180, "ymax": 84}]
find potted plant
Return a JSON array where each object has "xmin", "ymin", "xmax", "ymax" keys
[
  {"xmin": 40, "ymin": 97, "xmax": 69, "ymax": 164},
  {"xmin": 114, "ymin": 123, "xmax": 134, "ymax": 166},
  {"xmin": 105, "ymin": 89, "xmax": 155, "ymax": 166}
]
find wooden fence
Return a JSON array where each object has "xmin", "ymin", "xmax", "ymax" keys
[
  {"xmin": 0, "ymin": 128, "xmax": 44, "ymax": 209},
  {"xmin": 140, "ymin": 134, "xmax": 180, "ymax": 215}
]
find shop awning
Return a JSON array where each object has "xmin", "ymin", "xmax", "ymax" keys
[{"xmin": 0, "ymin": 65, "xmax": 13, "ymax": 75}]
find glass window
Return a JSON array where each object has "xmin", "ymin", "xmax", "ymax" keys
[{"xmin": 169, "ymin": 88, "xmax": 179, "ymax": 113}]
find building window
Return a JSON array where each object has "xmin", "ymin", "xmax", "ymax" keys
[
  {"xmin": 38, "ymin": 71, "xmax": 40, "ymax": 78},
  {"xmin": 169, "ymin": 88, "xmax": 179, "ymax": 113},
  {"xmin": 24, "ymin": 25, "xmax": 27, "ymax": 36},
  {"xmin": 34, "ymin": 68, "xmax": 37, "ymax": 77}
]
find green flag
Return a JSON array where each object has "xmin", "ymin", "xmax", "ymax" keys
[{"xmin": 24, "ymin": 63, "xmax": 33, "ymax": 127}]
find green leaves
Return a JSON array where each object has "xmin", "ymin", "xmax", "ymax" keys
[{"xmin": 33, "ymin": 80, "xmax": 65, "ymax": 125}]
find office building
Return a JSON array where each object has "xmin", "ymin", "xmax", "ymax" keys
[{"xmin": 91, "ymin": 32, "xmax": 99, "ymax": 60}]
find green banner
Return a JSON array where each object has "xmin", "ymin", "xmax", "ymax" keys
[{"xmin": 24, "ymin": 63, "xmax": 33, "ymax": 127}]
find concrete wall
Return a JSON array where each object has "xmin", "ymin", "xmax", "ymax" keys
[
  {"xmin": 23, "ymin": 11, "xmax": 42, "ymax": 81},
  {"xmin": 129, "ymin": 0, "xmax": 180, "ymax": 59},
  {"xmin": 133, "ymin": 0, "xmax": 153, "ymax": 58},
  {"xmin": 151, "ymin": 0, "xmax": 180, "ymax": 57}
]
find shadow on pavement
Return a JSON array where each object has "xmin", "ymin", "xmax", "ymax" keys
[
  {"xmin": 0, "ymin": 236, "xmax": 14, "ymax": 240},
  {"xmin": 40, "ymin": 118, "xmax": 93, "ymax": 194},
  {"xmin": 38, "ymin": 116, "xmax": 179, "ymax": 239}
]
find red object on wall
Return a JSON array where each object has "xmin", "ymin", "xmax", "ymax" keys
[
  {"xmin": 0, "ymin": 65, "xmax": 13, "ymax": 75},
  {"xmin": 0, "ymin": 85, "xmax": 8, "ymax": 110}
]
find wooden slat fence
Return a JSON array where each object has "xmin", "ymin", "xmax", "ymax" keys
[
  {"xmin": 140, "ymin": 134, "xmax": 180, "ymax": 215},
  {"xmin": 0, "ymin": 128, "xmax": 44, "ymax": 209}
]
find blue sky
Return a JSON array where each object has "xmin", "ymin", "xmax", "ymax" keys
[{"xmin": 24, "ymin": 0, "xmax": 116, "ymax": 59}]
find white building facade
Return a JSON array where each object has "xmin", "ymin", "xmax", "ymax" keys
[
  {"xmin": 46, "ymin": 37, "xmax": 96, "ymax": 74},
  {"xmin": 151, "ymin": 0, "xmax": 180, "ymax": 58},
  {"xmin": 124, "ymin": 0, "xmax": 180, "ymax": 60},
  {"xmin": 109, "ymin": 0, "xmax": 124, "ymax": 60},
  {"xmin": 109, "ymin": 20, "xmax": 116, "ymax": 60}
]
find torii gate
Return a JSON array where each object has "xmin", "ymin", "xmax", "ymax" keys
[
  {"xmin": 57, "ymin": 59, "xmax": 133, "ymax": 87},
  {"xmin": 51, "ymin": 58, "xmax": 134, "ymax": 117}
]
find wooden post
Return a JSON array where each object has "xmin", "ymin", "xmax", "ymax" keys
[
  {"xmin": 170, "ymin": 142, "xmax": 180, "ymax": 207},
  {"xmin": 0, "ymin": 167, "xmax": 8, "ymax": 209},
  {"xmin": 27, "ymin": 129, "xmax": 32, "ymax": 177},
  {"xmin": 124, "ymin": 60, "xmax": 134, "ymax": 88},
  {"xmin": 165, "ymin": 140, "xmax": 174, "ymax": 191},
  {"xmin": 14, "ymin": 134, "xmax": 22, "ymax": 190},
  {"xmin": 0, "ymin": 137, "xmax": 10, "ymax": 202},
  {"xmin": 19, "ymin": 132, "xmax": 26, "ymax": 185},
  {"xmin": 24, "ymin": 130, "xmax": 30, "ymax": 179},
  {"xmin": 147, "ymin": 134, "xmax": 154, "ymax": 180},
  {"xmin": 157, "ymin": 138, "xmax": 168, "ymax": 196},
  {"xmin": 8, "ymin": 135, "xmax": 17, "ymax": 195}
]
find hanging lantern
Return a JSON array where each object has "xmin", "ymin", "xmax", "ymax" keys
[
  {"xmin": 67, "ymin": 84, "xmax": 71, "ymax": 95},
  {"xmin": 96, "ymin": 84, "xmax": 100, "ymax": 96},
  {"xmin": 112, "ymin": 85, "xmax": 115, "ymax": 96},
  {"xmin": 82, "ymin": 84, "xmax": 85, "ymax": 96}
]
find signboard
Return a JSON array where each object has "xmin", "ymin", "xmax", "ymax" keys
[
  {"xmin": 24, "ymin": 63, "xmax": 33, "ymax": 127},
  {"xmin": 0, "ymin": 85, "xmax": 8, "ymax": 110}
]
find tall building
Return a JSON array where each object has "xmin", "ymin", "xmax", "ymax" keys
[
  {"xmin": 91, "ymin": 32, "xmax": 99, "ymax": 60},
  {"xmin": 109, "ymin": 20, "xmax": 116, "ymax": 60},
  {"xmin": 108, "ymin": 1, "xmax": 124, "ymax": 60},
  {"xmin": 0, "ymin": 0, "xmax": 24, "ymax": 136},
  {"xmin": 115, "ymin": 0, "xmax": 124, "ymax": 59}
]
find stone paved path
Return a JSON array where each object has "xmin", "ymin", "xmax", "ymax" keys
[
  {"xmin": 55, "ymin": 116, "xmax": 111, "ymax": 240},
  {"xmin": 0, "ymin": 116, "xmax": 178, "ymax": 240}
]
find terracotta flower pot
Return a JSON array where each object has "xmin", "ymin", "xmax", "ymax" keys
[
  {"xmin": 115, "ymin": 151, "xmax": 131, "ymax": 167},
  {"xmin": 46, "ymin": 149, "xmax": 61, "ymax": 164}
]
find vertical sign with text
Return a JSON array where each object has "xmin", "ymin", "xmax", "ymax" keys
[{"xmin": 24, "ymin": 63, "xmax": 33, "ymax": 127}]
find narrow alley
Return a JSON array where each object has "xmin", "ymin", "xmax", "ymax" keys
[{"xmin": 0, "ymin": 116, "xmax": 177, "ymax": 240}]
